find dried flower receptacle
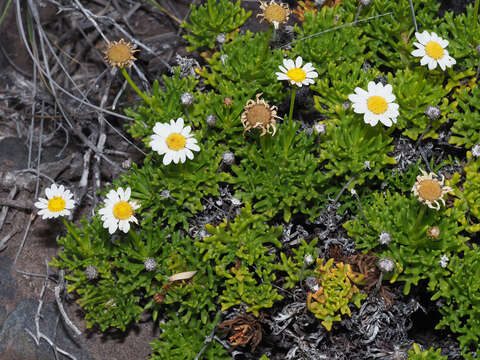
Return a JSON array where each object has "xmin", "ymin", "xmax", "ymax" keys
[
  {"xmin": 241, "ymin": 93, "xmax": 281, "ymax": 136},
  {"xmin": 103, "ymin": 39, "xmax": 139, "ymax": 69},
  {"xmin": 257, "ymin": 0, "xmax": 290, "ymax": 29},
  {"xmin": 412, "ymin": 169, "xmax": 452, "ymax": 210}
]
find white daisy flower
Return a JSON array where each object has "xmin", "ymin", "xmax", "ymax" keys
[
  {"xmin": 348, "ymin": 81, "xmax": 400, "ymax": 127},
  {"xmin": 98, "ymin": 187, "xmax": 140, "ymax": 234},
  {"xmin": 34, "ymin": 183, "xmax": 75, "ymax": 219},
  {"xmin": 275, "ymin": 56, "xmax": 318, "ymax": 87},
  {"xmin": 411, "ymin": 31, "xmax": 456, "ymax": 71},
  {"xmin": 149, "ymin": 117, "xmax": 200, "ymax": 166}
]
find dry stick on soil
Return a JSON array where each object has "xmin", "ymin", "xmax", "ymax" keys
[
  {"xmin": 14, "ymin": 0, "xmax": 146, "ymax": 157},
  {"xmin": 55, "ymin": 269, "xmax": 82, "ymax": 337},
  {"xmin": 194, "ymin": 314, "xmax": 222, "ymax": 360},
  {"xmin": 26, "ymin": 261, "xmax": 77, "ymax": 360},
  {"xmin": 0, "ymin": 198, "xmax": 33, "ymax": 211},
  {"xmin": 72, "ymin": 148, "xmax": 93, "ymax": 219},
  {"xmin": 0, "ymin": 186, "xmax": 18, "ymax": 230},
  {"xmin": 0, "ymin": 229, "xmax": 18, "ymax": 252}
]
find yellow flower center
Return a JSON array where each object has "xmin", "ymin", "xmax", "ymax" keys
[
  {"xmin": 425, "ymin": 41, "xmax": 444, "ymax": 60},
  {"xmin": 286, "ymin": 68, "xmax": 307, "ymax": 83},
  {"xmin": 246, "ymin": 104, "xmax": 272, "ymax": 126},
  {"xmin": 112, "ymin": 201, "xmax": 133, "ymax": 220},
  {"xmin": 264, "ymin": 4, "xmax": 287, "ymax": 23},
  {"xmin": 47, "ymin": 197, "xmax": 66, "ymax": 213},
  {"xmin": 417, "ymin": 180, "xmax": 442, "ymax": 201},
  {"xmin": 107, "ymin": 44, "xmax": 133, "ymax": 63},
  {"xmin": 367, "ymin": 96, "xmax": 388, "ymax": 115},
  {"xmin": 166, "ymin": 133, "xmax": 186, "ymax": 151}
]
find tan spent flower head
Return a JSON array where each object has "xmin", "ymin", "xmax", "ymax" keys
[
  {"xmin": 257, "ymin": 1, "xmax": 290, "ymax": 29},
  {"xmin": 103, "ymin": 39, "xmax": 139, "ymax": 69},
  {"xmin": 241, "ymin": 93, "xmax": 281, "ymax": 136},
  {"xmin": 412, "ymin": 169, "xmax": 453, "ymax": 210}
]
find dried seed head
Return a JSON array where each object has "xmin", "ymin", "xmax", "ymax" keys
[
  {"xmin": 257, "ymin": 1, "xmax": 291, "ymax": 29},
  {"xmin": 206, "ymin": 114, "xmax": 217, "ymax": 127},
  {"xmin": 144, "ymin": 257, "xmax": 158, "ymax": 272},
  {"xmin": 425, "ymin": 105, "xmax": 441, "ymax": 120},
  {"xmin": 216, "ymin": 33, "xmax": 227, "ymax": 44},
  {"xmin": 378, "ymin": 231, "xmax": 392, "ymax": 245},
  {"xmin": 427, "ymin": 226, "xmax": 440, "ymax": 239},
  {"xmin": 472, "ymin": 143, "xmax": 480, "ymax": 158},
  {"xmin": 377, "ymin": 257, "xmax": 395, "ymax": 273},
  {"xmin": 223, "ymin": 97, "xmax": 234, "ymax": 107},
  {"xmin": 161, "ymin": 190, "xmax": 171, "ymax": 198},
  {"xmin": 360, "ymin": 0, "xmax": 371, "ymax": 5},
  {"xmin": 181, "ymin": 92, "xmax": 194, "ymax": 106},
  {"xmin": 363, "ymin": 160, "xmax": 371, "ymax": 170},
  {"xmin": 85, "ymin": 265, "xmax": 99, "ymax": 280},
  {"xmin": 222, "ymin": 151, "xmax": 235, "ymax": 165}
]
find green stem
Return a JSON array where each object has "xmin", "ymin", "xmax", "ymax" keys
[
  {"xmin": 257, "ymin": 25, "xmax": 273, "ymax": 65},
  {"xmin": 0, "ymin": 0, "xmax": 12, "ymax": 28},
  {"xmin": 288, "ymin": 87, "xmax": 297, "ymax": 123},
  {"xmin": 473, "ymin": 0, "xmax": 480, "ymax": 36},
  {"xmin": 121, "ymin": 68, "xmax": 151, "ymax": 105}
]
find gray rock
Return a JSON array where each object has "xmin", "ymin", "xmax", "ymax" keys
[
  {"xmin": 0, "ymin": 298, "xmax": 94, "ymax": 360},
  {"xmin": 0, "ymin": 256, "xmax": 16, "ymax": 301}
]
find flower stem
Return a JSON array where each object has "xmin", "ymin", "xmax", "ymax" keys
[
  {"xmin": 288, "ymin": 87, "xmax": 297, "ymax": 123},
  {"xmin": 257, "ymin": 25, "xmax": 274, "ymax": 65},
  {"xmin": 473, "ymin": 0, "xmax": 480, "ymax": 38},
  {"xmin": 121, "ymin": 68, "xmax": 151, "ymax": 105}
]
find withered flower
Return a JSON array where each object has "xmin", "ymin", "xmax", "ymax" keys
[
  {"xmin": 241, "ymin": 93, "xmax": 281, "ymax": 136},
  {"xmin": 103, "ymin": 39, "xmax": 139, "ymax": 69}
]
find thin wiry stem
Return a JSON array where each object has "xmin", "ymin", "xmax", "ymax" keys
[
  {"xmin": 407, "ymin": 0, "xmax": 418, "ymax": 32},
  {"xmin": 280, "ymin": 12, "xmax": 393, "ymax": 49}
]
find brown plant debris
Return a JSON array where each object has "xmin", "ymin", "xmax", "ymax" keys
[{"xmin": 217, "ymin": 313, "xmax": 263, "ymax": 351}]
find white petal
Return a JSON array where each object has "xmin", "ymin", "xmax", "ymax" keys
[
  {"xmin": 185, "ymin": 149, "xmax": 194, "ymax": 160},
  {"xmin": 367, "ymin": 81, "xmax": 377, "ymax": 93},
  {"xmin": 186, "ymin": 141, "xmax": 200, "ymax": 152},
  {"xmin": 117, "ymin": 187, "xmax": 125, "ymax": 200},
  {"xmin": 181, "ymin": 126, "xmax": 191, "ymax": 137},
  {"xmin": 412, "ymin": 42, "xmax": 424, "ymax": 49},
  {"xmin": 381, "ymin": 117, "xmax": 393, "ymax": 127},
  {"xmin": 179, "ymin": 151, "xmax": 186, "ymax": 163},
  {"xmin": 306, "ymin": 71, "xmax": 318, "ymax": 79},
  {"xmin": 428, "ymin": 57, "xmax": 437, "ymax": 70},
  {"xmin": 303, "ymin": 63, "xmax": 315, "ymax": 72},
  {"xmin": 108, "ymin": 223, "xmax": 117, "ymax": 234},
  {"xmin": 438, "ymin": 58, "xmax": 446, "ymax": 71},
  {"xmin": 284, "ymin": 59, "xmax": 295, "ymax": 70},
  {"xmin": 411, "ymin": 48, "xmax": 426, "ymax": 57},
  {"xmin": 439, "ymin": 38, "xmax": 449, "ymax": 48},
  {"xmin": 416, "ymin": 31, "xmax": 430, "ymax": 45},
  {"xmin": 45, "ymin": 187, "xmax": 53, "ymax": 199},
  {"xmin": 163, "ymin": 152, "xmax": 173, "ymax": 165},
  {"xmin": 295, "ymin": 56, "xmax": 303, "ymax": 68},
  {"xmin": 124, "ymin": 187, "xmax": 131, "ymax": 200},
  {"xmin": 420, "ymin": 55, "xmax": 430, "ymax": 66},
  {"xmin": 278, "ymin": 65, "xmax": 288, "ymax": 73},
  {"xmin": 276, "ymin": 73, "xmax": 289, "ymax": 80}
]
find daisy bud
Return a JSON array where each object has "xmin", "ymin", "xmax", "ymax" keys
[
  {"xmin": 472, "ymin": 144, "xmax": 480, "ymax": 158},
  {"xmin": 378, "ymin": 231, "xmax": 392, "ymax": 245},
  {"xmin": 314, "ymin": 122, "xmax": 326, "ymax": 135},
  {"xmin": 222, "ymin": 151, "xmax": 235, "ymax": 165},
  {"xmin": 206, "ymin": 114, "xmax": 217, "ymax": 127},
  {"xmin": 181, "ymin": 92, "xmax": 194, "ymax": 106},
  {"xmin": 85, "ymin": 265, "xmax": 99, "ymax": 280},
  {"xmin": 425, "ymin": 105, "xmax": 441, "ymax": 120},
  {"xmin": 216, "ymin": 33, "xmax": 226, "ymax": 44},
  {"xmin": 121, "ymin": 158, "xmax": 132, "ymax": 169},
  {"xmin": 223, "ymin": 97, "xmax": 233, "ymax": 107},
  {"xmin": 144, "ymin": 258, "xmax": 158, "ymax": 272},
  {"xmin": 427, "ymin": 226, "xmax": 440, "ymax": 239},
  {"xmin": 360, "ymin": 0, "xmax": 371, "ymax": 5},
  {"xmin": 476, "ymin": 44, "xmax": 480, "ymax": 55},
  {"xmin": 231, "ymin": 197, "xmax": 242, "ymax": 206},
  {"xmin": 304, "ymin": 254, "xmax": 314, "ymax": 265},
  {"xmin": 439, "ymin": 254, "xmax": 449, "ymax": 269},
  {"xmin": 377, "ymin": 257, "xmax": 395, "ymax": 273}
]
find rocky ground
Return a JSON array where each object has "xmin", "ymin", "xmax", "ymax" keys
[{"xmin": 0, "ymin": 0, "xmax": 476, "ymax": 359}]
